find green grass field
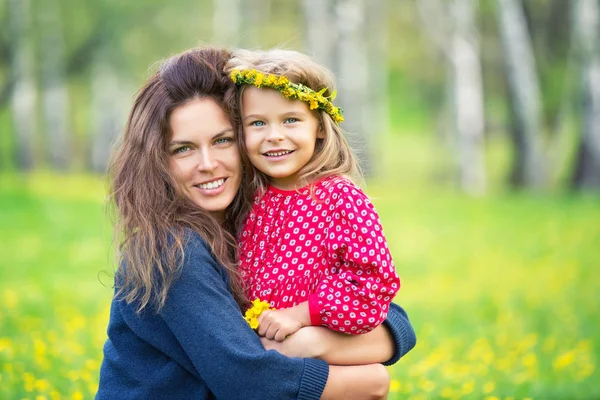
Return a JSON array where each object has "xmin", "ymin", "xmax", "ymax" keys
[{"xmin": 1, "ymin": 169, "xmax": 599, "ymax": 399}]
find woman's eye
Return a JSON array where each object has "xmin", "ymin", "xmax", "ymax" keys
[
  {"xmin": 214, "ymin": 137, "xmax": 233, "ymax": 145},
  {"xmin": 173, "ymin": 145, "xmax": 191, "ymax": 154},
  {"xmin": 284, "ymin": 117, "xmax": 299, "ymax": 124},
  {"xmin": 250, "ymin": 121, "xmax": 266, "ymax": 127}
]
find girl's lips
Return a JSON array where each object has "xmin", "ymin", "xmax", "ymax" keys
[{"xmin": 263, "ymin": 150, "xmax": 295, "ymax": 158}]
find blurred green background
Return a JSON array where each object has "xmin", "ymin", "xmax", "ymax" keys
[{"xmin": 1, "ymin": 0, "xmax": 599, "ymax": 399}]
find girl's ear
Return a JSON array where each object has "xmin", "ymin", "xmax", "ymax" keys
[{"xmin": 317, "ymin": 122, "xmax": 325, "ymax": 139}]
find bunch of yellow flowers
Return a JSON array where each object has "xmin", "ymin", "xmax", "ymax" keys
[
  {"xmin": 244, "ymin": 298, "xmax": 274, "ymax": 330},
  {"xmin": 229, "ymin": 69, "xmax": 344, "ymax": 124}
]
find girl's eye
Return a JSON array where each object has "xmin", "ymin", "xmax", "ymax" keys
[
  {"xmin": 214, "ymin": 137, "xmax": 233, "ymax": 145},
  {"xmin": 250, "ymin": 121, "xmax": 266, "ymax": 127},
  {"xmin": 284, "ymin": 117, "xmax": 299, "ymax": 124}
]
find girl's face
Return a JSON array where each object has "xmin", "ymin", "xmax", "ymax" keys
[
  {"xmin": 241, "ymin": 86, "xmax": 324, "ymax": 190},
  {"xmin": 168, "ymin": 97, "xmax": 241, "ymax": 222}
]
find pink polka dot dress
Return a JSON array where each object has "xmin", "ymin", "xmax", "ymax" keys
[{"xmin": 239, "ymin": 176, "xmax": 401, "ymax": 334}]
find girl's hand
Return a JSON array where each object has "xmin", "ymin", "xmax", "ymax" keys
[
  {"xmin": 257, "ymin": 302, "xmax": 311, "ymax": 342},
  {"xmin": 260, "ymin": 326, "xmax": 325, "ymax": 358}
]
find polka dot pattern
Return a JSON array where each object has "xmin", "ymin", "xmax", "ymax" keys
[{"xmin": 239, "ymin": 176, "xmax": 401, "ymax": 334}]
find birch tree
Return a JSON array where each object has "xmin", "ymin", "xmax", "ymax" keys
[
  {"xmin": 571, "ymin": 0, "xmax": 600, "ymax": 189},
  {"xmin": 8, "ymin": 0, "xmax": 37, "ymax": 169},
  {"xmin": 496, "ymin": 0, "xmax": 545, "ymax": 188},
  {"xmin": 90, "ymin": 49, "xmax": 129, "ymax": 173},
  {"xmin": 212, "ymin": 0, "xmax": 241, "ymax": 46},
  {"xmin": 39, "ymin": 0, "xmax": 70, "ymax": 170},
  {"xmin": 334, "ymin": 0, "xmax": 373, "ymax": 176},
  {"xmin": 302, "ymin": 0, "xmax": 336, "ymax": 71},
  {"xmin": 417, "ymin": 0, "xmax": 486, "ymax": 194}
]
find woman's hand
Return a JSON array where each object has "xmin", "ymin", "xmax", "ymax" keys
[{"xmin": 322, "ymin": 363, "xmax": 390, "ymax": 400}]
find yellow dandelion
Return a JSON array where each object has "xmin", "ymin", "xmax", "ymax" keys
[
  {"xmin": 249, "ymin": 318, "xmax": 259, "ymax": 330},
  {"xmin": 72, "ymin": 391, "xmax": 84, "ymax": 400},
  {"xmin": 34, "ymin": 379, "xmax": 50, "ymax": 392},
  {"xmin": 254, "ymin": 72, "xmax": 265, "ymax": 86},
  {"xmin": 522, "ymin": 352, "xmax": 537, "ymax": 368},
  {"xmin": 483, "ymin": 381, "xmax": 495, "ymax": 394},
  {"xmin": 389, "ymin": 379, "xmax": 400, "ymax": 392},
  {"xmin": 265, "ymin": 75, "xmax": 277, "ymax": 85},
  {"xmin": 553, "ymin": 351, "xmax": 575, "ymax": 370},
  {"xmin": 3, "ymin": 289, "xmax": 18, "ymax": 309}
]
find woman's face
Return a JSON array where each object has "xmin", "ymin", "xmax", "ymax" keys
[{"xmin": 168, "ymin": 97, "xmax": 241, "ymax": 222}]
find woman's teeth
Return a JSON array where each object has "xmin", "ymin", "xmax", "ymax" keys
[
  {"xmin": 265, "ymin": 150, "xmax": 293, "ymax": 157},
  {"xmin": 197, "ymin": 178, "xmax": 225, "ymax": 190}
]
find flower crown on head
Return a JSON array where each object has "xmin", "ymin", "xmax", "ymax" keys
[{"xmin": 230, "ymin": 69, "xmax": 344, "ymax": 124}]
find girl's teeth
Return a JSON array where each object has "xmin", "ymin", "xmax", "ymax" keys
[
  {"xmin": 198, "ymin": 178, "xmax": 224, "ymax": 190},
  {"xmin": 266, "ymin": 150, "xmax": 292, "ymax": 157}
]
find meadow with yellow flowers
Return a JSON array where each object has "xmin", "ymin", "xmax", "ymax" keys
[{"xmin": 1, "ymin": 169, "xmax": 598, "ymax": 399}]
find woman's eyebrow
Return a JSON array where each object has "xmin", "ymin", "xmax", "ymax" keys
[
  {"xmin": 169, "ymin": 140, "xmax": 193, "ymax": 146},
  {"xmin": 212, "ymin": 128, "xmax": 234, "ymax": 139}
]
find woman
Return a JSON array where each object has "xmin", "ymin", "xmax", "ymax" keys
[{"xmin": 96, "ymin": 46, "xmax": 415, "ymax": 400}]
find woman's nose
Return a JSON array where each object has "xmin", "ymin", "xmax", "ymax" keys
[{"xmin": 196, "ymin": 148, "xmax": 219, "ymax": 171}]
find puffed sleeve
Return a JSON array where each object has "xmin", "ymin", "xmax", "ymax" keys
[
  {"xmin": 151, "ymin": 232, "xmax": 329, "ymax": 399},
  {"xmin": 308, "ymin": 182, "xmax": 401, "ymax": 334}
]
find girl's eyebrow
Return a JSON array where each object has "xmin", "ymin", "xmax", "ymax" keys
[
  {"xmin": 243, "ymin": 114, "xmax": 262, "ymax": 121},
  {"xmin": 243, "ymin": 111, "xmax": 306, "ymax": 121}
]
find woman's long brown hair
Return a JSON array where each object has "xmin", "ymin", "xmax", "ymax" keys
[{"xmin": 109, "ymin": 47, "xmax": 252, "ymax": 313}]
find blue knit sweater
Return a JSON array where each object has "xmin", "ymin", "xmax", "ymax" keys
[{"xmin": 96, "ymin": 231, "xmax": 415, "ymax": 399}]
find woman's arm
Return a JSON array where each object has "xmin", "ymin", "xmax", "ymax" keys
[
  {"xmin": 261, "ymin": 302, "xmax": 416, "ymax": 366},
  {"xmin": 322, "ymin": 364, "xmax": 390, "ymax": 400},
  {"xmin": 119, "ymin": 232, "xmax": 393, "ymax": 399}
]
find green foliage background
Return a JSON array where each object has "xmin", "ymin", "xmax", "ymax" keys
[{"xmin": 1, "ymin": 136, "xmax": 599, "ymax": 398}]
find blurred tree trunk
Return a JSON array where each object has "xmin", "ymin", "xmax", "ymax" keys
[
  {"xmin": 417, "ymin": 0, "xmax": 486, "ymax": 194},
  {"xmin": 212, "ymin": 0, "xmax": 241, "ymax": 46},
  {"xmin": 571, "ymin": 0, "xmax": 600, "ymax": 189},
  {"xmin": 39, "ymin": 0, "xmax": 70, "ymax": 170},
  {"xmin": 496, "ymin": 0, "xmax": 545, "ymax": 188},
  {"xmin": 334, "ymin": 0, "xmax": 373, "ymax": 176},
  {"xmin": 365, "ymin": 0, "xmax": 389, "ymax": 176},
  {"xmin": 90, "ymin": 50, "xmax": 128, "ymax": 173},
  {"xmin": 302, "ymin": 0, "xmax": 336, "ymax": 71},
  {"xmin": 8, "ymin": 0, "xmax": 37, "ymax": 169},
  {"xmin": 450, "ymin": 0, "xmax": 486, "ymax": 194}
]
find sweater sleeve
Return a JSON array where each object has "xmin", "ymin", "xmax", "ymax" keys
[
  {"xmin": 159, "ymin": 233, "xmax": 329, "ymax": 400},
  {"xmin": 308, "ymin": 182, "xmax": 401, "ymax": 334},
  {"xmin": 381, "ymin": 303, "xmax": 417, "ymax": 366}
]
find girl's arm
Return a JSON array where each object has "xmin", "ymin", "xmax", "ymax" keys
[
  {"xmin": 309, "ymin": 181, "xmax": 401, "ymax": 335},
  {"xmin": 261, "ymin": 302, "xmax": 416, "ymax": 365}
]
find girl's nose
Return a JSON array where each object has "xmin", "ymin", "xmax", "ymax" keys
[{"xmin": 266, "ymin": 127, "xmax": 284, "ymax": 141}]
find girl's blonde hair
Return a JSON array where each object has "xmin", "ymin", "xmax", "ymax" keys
[{"xmin": 225, "ymin": 49, "xmax": 362, "ymax": 194}]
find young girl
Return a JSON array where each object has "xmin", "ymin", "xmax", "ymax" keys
[{"xmin": 226, "ymin": 49, "xmax": 401, "ymax": 342}]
